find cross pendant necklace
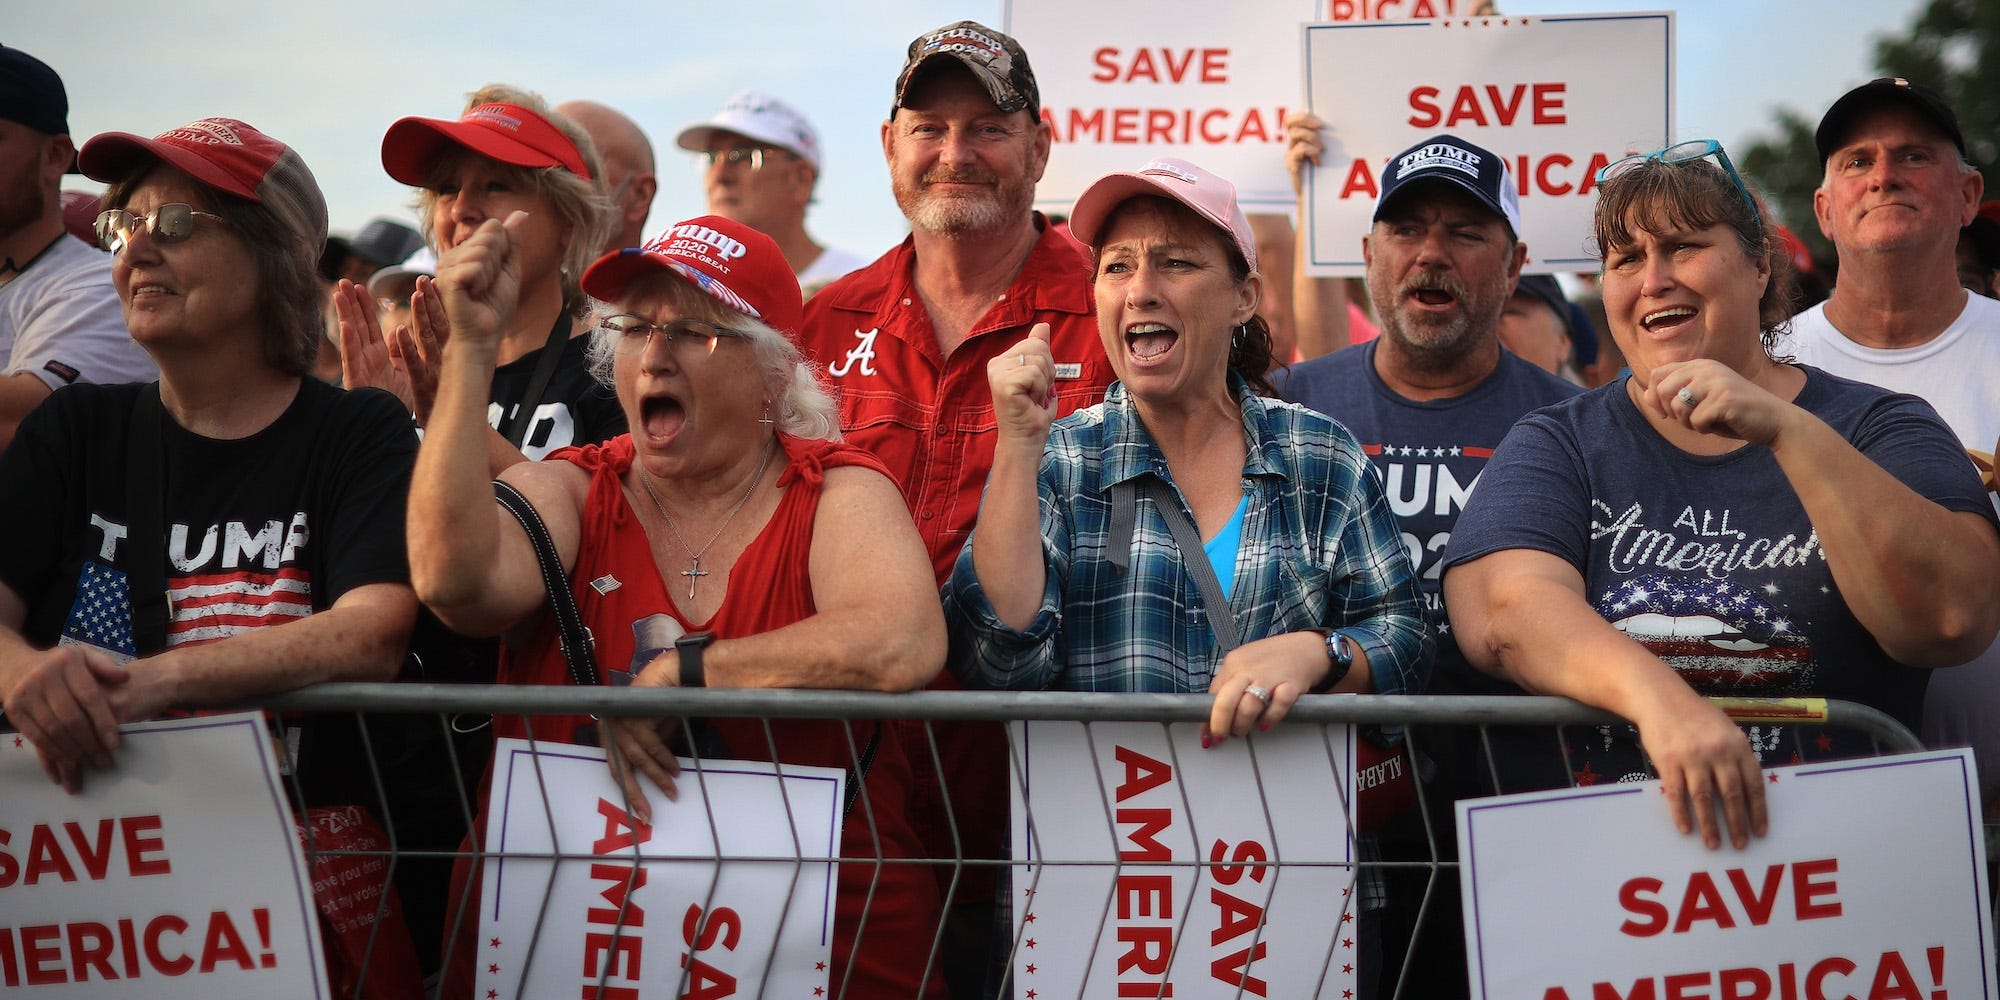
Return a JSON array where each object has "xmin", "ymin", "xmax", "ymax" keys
[{"xmin": 639, "ymin": 438, "xmax": 778, "ymax": 600}]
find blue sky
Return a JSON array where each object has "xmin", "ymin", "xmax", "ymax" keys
[{"xmin": 13, "ymin": 0, "xmax": 1925, "ymax": 256}]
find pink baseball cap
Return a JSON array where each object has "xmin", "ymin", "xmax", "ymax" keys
[
  {"xmin": 1067, "ymin": 157, "xmax": 1257, "ymax": 273},
  {"xmin": 78, "ymin": 117, "xmax": 328, "ymax": 252},
  {"xmin": 581, "ymin": 215, "xmax": 802, "ymax": 337},
  {"xmin": 380, "ymin": 101, "xmax": 591, "ymax": 185}
]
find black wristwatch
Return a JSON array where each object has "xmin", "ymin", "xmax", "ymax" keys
[
  {"xmin": 1308, "ymin": 627, "xmax": 1355, "ymax": 693},
  {"xmin": 675, "ymin": 631, "xmax": 713, "ymax": 688}
]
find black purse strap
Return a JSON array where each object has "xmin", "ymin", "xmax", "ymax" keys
[
  {"xmin": 125, "ymin": 384, "xmax": 170, "ymax": 655},
  {"xmin": 1109, "ymin": 474, "xmax": 1241, "ymax": 652},
  {"xmin": 493, "ymin": 479, "xmax": 596, "ymax": 686},
  {"xmin": 498, "ymin": 313, "xmax": 572, "ymax": 449}
]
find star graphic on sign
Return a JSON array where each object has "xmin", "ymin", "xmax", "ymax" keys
[
  {"xmin": 10, "ymin": 736, "xmax": 19, "ymax": 748},
  {"xmin": 1345, "ymin": 990, "xmax": 1355, "ymax": 999},
  {"xmin": 1450, "ymin": 446, "xmax": 1462, "ymax": 456},
  {"xmin": 1025, "ymin": 938, "xmax": 1037, "ymax": 949},
  {"xmin": 1341, "ymin": 912, "xmax": 1353, "ymax": 924},
  {"xmin": 1027, "ymin": 991, "xmax": 1038, "ymax": 999},
  {"xmin": 1341, "ymin": 886, "xmax": 1352, "ymax": 896},
  {"xmin": 1762, "ymin": 582, "xmax": 1780, "ymax": 596},
  {"xmin": 814, "ymin": 988, "xmax": 825, "ymax": 997},
  {"xmin": 1023, "ymin": 913, "xmax": 1036, "ymax": 923},
  {"xmin": 1814, "ymin": 732, "xmax": 1833, "ymax": 752},
  {"xmin": 489, "ymin": 938, "xmax": 501, "ymax": 948},
  {"xmin": 488, "ymin": 964, "xmax": 498, "ymax": 974},
  {"xmin": 1343, "ymin": 937, "xmax": 1354, "ymax": 949},
  {"xmin": 1026, "ymin": 964, "xmax": 1038, "ymax": 975},
  {"xmin": 815, "ymin": 962, "xmax": 827, "ymax": 971},
  {"xmin": 1768, "ymin": 773, "xmax": 1780, "ymax": 784},
  {"xmin": 1574, "ymin": 762, "xmax": 1600, "ymax": 787},
  {"xmin": 486, "ymin": 992, "xmax": 497, "ymax": 1000},
  {"xmin": 1024, "ymin": 887, "xmax": 1036, "ymax": 898},
  {"xmin": 1343, "ymin": 963, "xmax": 1354, "ymax": 974}
]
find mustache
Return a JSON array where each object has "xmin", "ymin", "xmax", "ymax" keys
[
  {"xmin": 1398, "ymin": 268, "xmax": 1468, "ymax": 302},
  {"xmin": 922, "ymin": 168, "xmax": 1001, "ymax": 186}
]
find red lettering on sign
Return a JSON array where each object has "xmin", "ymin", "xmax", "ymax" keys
[
  {"xmin": 1208, "ymin": 839, "xmax": 1269, "ymax": 886},
  {"xmin": 1088, "ymin": 47, "xmax": 1231, "ymax": 84},
  {"xmin": 1618, "ymin": 860, "xmax": 1843, "ymax": 937},
  {"xmin": 1407, "ymin": 83, "xmax": 1569, "ymax": 128}
]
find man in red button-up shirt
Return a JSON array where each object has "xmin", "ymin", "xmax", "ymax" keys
[{"xmin": 795, "ymin": 21, "xmax": 1114, "ymax": 997}]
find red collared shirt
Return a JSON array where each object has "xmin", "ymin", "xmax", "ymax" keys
[{"xmin": 800, "ymin": 218, "xmax": 1115, "ymax": 581}]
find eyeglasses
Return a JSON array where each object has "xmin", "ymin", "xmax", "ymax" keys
[
  {"xmin": 697, "ymin": 147, "xmax": 788, "ymax": 172},
  {"xmin": 600, "ymin": 314, "xmax": 748, "ymax": 359},
  {"xmin": 1596, "ymin": 139, "xmax": 1763, "ymax": 237},
  {"xmin": 94, "ymin": 204, "xmax": 230, "ymax": 254}
]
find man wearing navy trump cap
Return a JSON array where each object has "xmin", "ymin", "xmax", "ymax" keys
[
  {"xmin": 0, "ymin": 45, "xmax": 155, "ymax": 453},
  {"xmin": 1275, "ymin": 131, "xmax": 1581, "ymax": 999}
]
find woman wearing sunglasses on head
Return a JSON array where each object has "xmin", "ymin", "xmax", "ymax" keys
[
  {"xmin": 333, "ymin": 84, "xmax": 626, "ymax": 473},
  {"xmin": 1442, "ymin": 140, "xmax": 2000, "ymax": 849},
  {"xmin": 0, "ymin": 119, "xmax": 419, "ymax": 791},
  {"xmin": 410, "ymin": 212, "xmax": 948, "ymax": 999}
]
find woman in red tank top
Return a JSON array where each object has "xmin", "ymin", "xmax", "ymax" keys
[{"xmin": 410, "ymin": 213, "xmax": 948, "ymax": 998}]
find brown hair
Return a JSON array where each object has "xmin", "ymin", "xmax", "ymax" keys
[
  {"xmin": 104, "ymin": 169, "xmax": 324, "ymax": 377},
  {"xmin": 1591, "ymin": 157, "xmax": 1798, "ymax": 350}
]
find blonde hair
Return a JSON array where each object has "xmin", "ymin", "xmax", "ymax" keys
[{"xmin": 413, "ymin": 84, "xmax": 613, "ymax": 316}]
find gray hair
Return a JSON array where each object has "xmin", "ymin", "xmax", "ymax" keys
[{"xmin": 584, "ymin": 273, "xmax": 840, "ymax": 442}]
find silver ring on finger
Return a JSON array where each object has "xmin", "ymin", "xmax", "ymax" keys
[
  {"xmin": 1243, "ymin": 683, "xmax": 1271, "ymax": 706},
  {"xmin": 1676, "ymin": 387, "xmax": 1698, "ymax": 408}
]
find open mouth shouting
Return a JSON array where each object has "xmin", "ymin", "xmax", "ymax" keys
[
  {"xmin": 639, "ymin": 391, "xmax": 687, "ymax": 448},
  {"xmin": 1124, "ymin": 322, "xmax": 1179, "ymax": 366}
]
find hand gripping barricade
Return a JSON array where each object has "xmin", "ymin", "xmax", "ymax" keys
[{"xmin": 38, "ymin": 686, "xmax": 1966, "ymax": 1000}]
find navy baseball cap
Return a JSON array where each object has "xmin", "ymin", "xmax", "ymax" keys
[{"xmin": 1375, "ymin": 134, "xmax": 1522, "ymax": 239}]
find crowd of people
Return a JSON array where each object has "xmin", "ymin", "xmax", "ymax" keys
[{"xmin": 0, "ymin": 17, "xmax": 1996, "ymax": 999}]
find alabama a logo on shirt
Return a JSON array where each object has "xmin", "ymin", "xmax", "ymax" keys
[{"xmin": 827, "ymin": 328, "xmax": 880, "ymax": 377}]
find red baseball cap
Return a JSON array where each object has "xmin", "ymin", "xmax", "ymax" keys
[
  {"xmin": 581, "ymin": 215, "xmax": 802, "ymax": 337},
  {"xmin": 78, "ymin": 117, "xmax": 328, "ymax": 252},
  {"xmin": 1069, "ymin": 157, "xmax": 1258, "ymax": 272},
  {"xmin": 381, "ymin": 102, "xmax": 591, "ymax": 185}
]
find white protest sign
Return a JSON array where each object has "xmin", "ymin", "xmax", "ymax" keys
[
  {"xmin": 1458, "ymin": 748, "xmax": 1996, "ymax": 1000},
  {"xmin": 0, "ymin": 712, "xmax": 328, "ymax": 996},
  {"xmin": 1004, "ymin": 0, "xmax": 1319, "ymax": 215},
  {"xmin": 1010, "ymin": 720, "xmax": 1358, "ymax": 998},
  {"xmin": 477, "ymin": 739, "xmax": 842, "ymax": 1000},
  {"xmin": 1302, "ymin": 12, "xmax": 1674, "ymax": 275}
]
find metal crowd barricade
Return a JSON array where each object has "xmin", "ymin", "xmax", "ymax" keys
[{"xmin": 246, "ymin": 686, "xmax": 1932, "ymax": 1000}]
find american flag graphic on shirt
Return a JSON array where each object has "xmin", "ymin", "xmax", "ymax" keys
[
  {"xmin": 62, "ymin": 560, "xmax": 138, "ymax": 658},
  {"xmin": 166, "ymin": 565, "xmax": 314, "ymax": 646}
]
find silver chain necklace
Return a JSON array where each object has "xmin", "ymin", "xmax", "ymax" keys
[{"xmin": 638, "ymin": 438, "xmax": 778, "ymax": 599}]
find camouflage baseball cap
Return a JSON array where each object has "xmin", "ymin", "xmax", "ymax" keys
[{"xmin": 892, "ymin": 21, "xmax": 1040, "ymax": 119}]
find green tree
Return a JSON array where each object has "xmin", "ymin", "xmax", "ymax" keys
[{"xmin": 1740, "ymin": 0, "xmax": 2000, "ymax": 272}]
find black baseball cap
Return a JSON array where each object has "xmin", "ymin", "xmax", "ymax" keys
[
  {"xmin": 1375, "ymin": 134, "xmax": 1522, "ymax": 239},
  {"xmin": 892, "ymin": 21, "xmax": 1040, "ymax": 119},
  {"xmin": 0, "ymin": 45, "xmax": 66, "ymax": 136},
  {"xmin": 1814, "ymin": 78, "xmax": 1965, "ymax": 164}
]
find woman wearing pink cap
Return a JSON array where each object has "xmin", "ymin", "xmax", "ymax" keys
[
  {"xmin": 409, "ymin": 211, "xmax": 947, "ymax": 998},
  {"xmin": 945, "ymin": 157, "xmax": 1431, "ymax": 733},
  {"xmin": 336, "ymin": 84, "xmax": 625, "ymax": 471}
]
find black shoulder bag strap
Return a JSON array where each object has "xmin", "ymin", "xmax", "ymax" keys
[
  {"xmin": 493, "ymin": 480, "xmax": 597, "ymax": 686},
  {"xmin": 1110, "ymin": 474, "xmax": 1241, "ymax": 651},
  {"xmin": 498, "ymin": 313, "xmax": 573, "ymax": 449},
  {"xmin": 125, "ymin": 384, "xmax": 170, "ymax": 655}
]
